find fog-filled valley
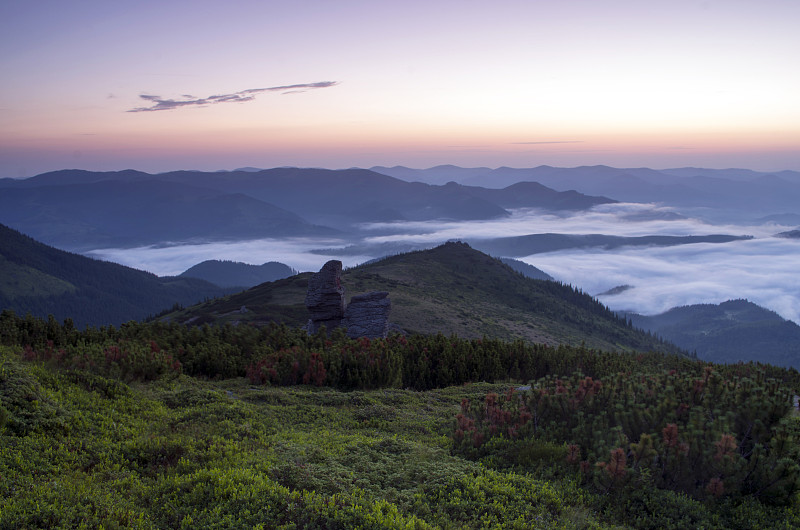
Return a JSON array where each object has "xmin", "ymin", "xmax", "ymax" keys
[{"xmin": 47, "ymin": 166, "xmax": 797, "ymax": 327}]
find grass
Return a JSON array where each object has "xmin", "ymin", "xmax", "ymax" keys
[
  {"xmin": 0, "ymin": 346, "xmax": 610, "ymax": 528},
  {"xmin": 4, "ymin": 342, "xmax": 800, "ymax": 529}
]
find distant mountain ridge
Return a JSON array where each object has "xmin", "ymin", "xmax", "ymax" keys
[
  {"xmin": 306, "ymin": 232, "xmax": 752, "ymax": 260},
  {"xmin": 0, "ymin": 223, "xmax": 231, "ymax": 327},
  {"xmin": 441, "ymin": 180, "xmax": 611, "ymax": 211},
  {"xmin": 626, "ymin": 299, "xmax": 800, "ymax": 368},
  {"xmin": 470, "ymin": 233, "xmax": 753, "ymax": 257},
  {"xmin": 0, "ymin": 167, "xmax": 614, "ymax": 251},
  {"xmin": 0, "ymin": 177, "xmax": 336, "ymax": 250},
  {"xmin": 371, "ymin": 164, "xmax": 800, "ymax": 217},
  {"xmin": 179, "ymin": 260, "xmax": 297, "ymax": 288},
  {"xmin": 497, "ymin": 258, "xmax": 554, "ymax": 281}
]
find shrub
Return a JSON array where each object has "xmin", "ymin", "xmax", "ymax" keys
[{"xmin": 453, "ymin": 367, "xmax": 800, "ymax": 504}]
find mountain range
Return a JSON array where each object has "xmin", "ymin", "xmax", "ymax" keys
[
  {"xmin": 469, "ymin": 233, "xmax": 753, "ymax": 257},
  {"xmin": 4, "ymin": 221, "xmax": 798, "ymax": 367},
  {"xmin": 372, "ymin": 164, "xmax": 800, "ymax": 219},
  {"xmin": 2, "ymin": 222, "xmax": 648, "ymax": 350},
  {"xmin": 0, "ymin": 168, "xmax": 614, "ymax": 251},
  {"xmin": 307, "ymin": 233, "xmax": 753, "ymax": 259}
]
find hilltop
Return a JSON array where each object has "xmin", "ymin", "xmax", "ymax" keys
[
  {"xmin": 162, "ymin": 242, "xmax": 679, "ymax": 354},
  {"xmin": 178, "ymin": 260, "xmax": 297, "ymax": 288},
  {"xmin": 627, "ymin": 299, "xmax": 800, "ymax": 368}
]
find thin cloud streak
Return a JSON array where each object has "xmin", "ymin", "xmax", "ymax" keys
[
  {"xmin": 127, "ymin": 81, "xmax": 338, "ymax": 112},
  {"xmin": 510, "ymin": 141, "xmax": 584, "ymax": 145}
]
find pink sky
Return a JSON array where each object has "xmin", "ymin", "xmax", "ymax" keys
[{"xmin": 2, "ymin": 0, "xmax": 799, "ymax": 177}]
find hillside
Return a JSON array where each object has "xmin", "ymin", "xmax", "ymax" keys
[
  {"xmin": 453, "ymin": 180, "xmax": 615, "ymax": 210},
  {"xmin": 0, "ymin": 223, "xmax": 231, "ymax": 327},
  {"xmin": 497, "ymin": 258, "xmax": 554, "ymax": 281},
  {"xmin": 627, "ymin": 299, "xmax": 800, "ymax": 368},
  {"xmin": 179, "ymin": 260, "xmax": 297, "ymax": 288},
  {"xmin": 163, "ymin": 242, "xmax": 679, "ymax": 354},
  {"xmin": 2, "ymin": 314, "xmax": 798, "ymax": 528}
]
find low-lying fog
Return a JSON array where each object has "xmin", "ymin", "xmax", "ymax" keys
[
  {"xmin": 87, "ymin": 203, "xmax": 800, "ymax": 324},
  {"xmin": 87, "ymin": 238, "xmax": 375, "ymax": 279}
]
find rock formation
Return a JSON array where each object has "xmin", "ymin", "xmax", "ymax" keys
[
  {"xmin": 305, "ymin": 260, "xmax": 391, "ymax": 338},
  {"xmin": 342, "ymin": 291, "xmax": 391, "ymax": 339},
  {"xmin": 304, "ymin": 260, "xmax": 346, "ymax": 334}
]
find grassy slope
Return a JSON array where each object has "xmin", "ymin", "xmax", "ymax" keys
[
  {"xmin": 0, "ymin": 347, "xmax": 597, "ymax": 528},
  {"xmin": 164, "ymin": 242, "xmax": 678, "ymax": 354},
  {"xmin": 164, "ymin": 272, "xmax": 313, "ymax": 327},
  {"xmin": 3, "ymin": 347, "xmax": 798, "ymax": 529}
]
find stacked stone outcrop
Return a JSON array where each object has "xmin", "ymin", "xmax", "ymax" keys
[
  {"xmin": 304, "ymin": 260, "xmax": 346, "ymax": 334},
  {"xmin": 305, "ymin": 260, "xmax": 391, "ymax": 339}
]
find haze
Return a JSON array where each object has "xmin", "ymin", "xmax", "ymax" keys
[
  {"xmin": 2, "ymin": 0, "xmax": 799, "ymax": 177},
  {"xmin": 87, "ymin": 204, "xmax": 800, "ymax": 325}
]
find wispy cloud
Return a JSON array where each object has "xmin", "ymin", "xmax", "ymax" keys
[
  {"xmin": 128, "ymin": 81, "xmax": 338, "ymax": 112},
  {"xmin": 510, "ymin": 141, "xmax": 584, "ymax": 145}
]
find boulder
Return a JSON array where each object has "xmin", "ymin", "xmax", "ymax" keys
[{"xmin": 342, "ymin": 291, "xmax": 391, "ymax": 339}]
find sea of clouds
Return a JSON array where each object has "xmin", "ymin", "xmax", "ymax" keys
[
  {"xmin": 529, "ymin": 238, "xmax": 800, "ymax": 324},
  {"xmin": 87, "ymin": 237, "xmax": 372, "ymax": 278},
  {"xmin": 87, "ymin": 203, "xmax": 800, "ymax": 324}
]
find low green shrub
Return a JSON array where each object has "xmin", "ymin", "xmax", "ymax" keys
[{"xmin": 453, "ymin": 368, "xmax": 800, "ymax": 505}]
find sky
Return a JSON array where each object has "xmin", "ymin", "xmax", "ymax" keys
[{"xmin": 2, "ymin": 0, "xmax": 800, "ymax": 178}]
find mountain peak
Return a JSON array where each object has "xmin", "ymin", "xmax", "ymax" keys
[{"xmin": 163, "ymin": 242, "xmax": 681, "ymax": 355}]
